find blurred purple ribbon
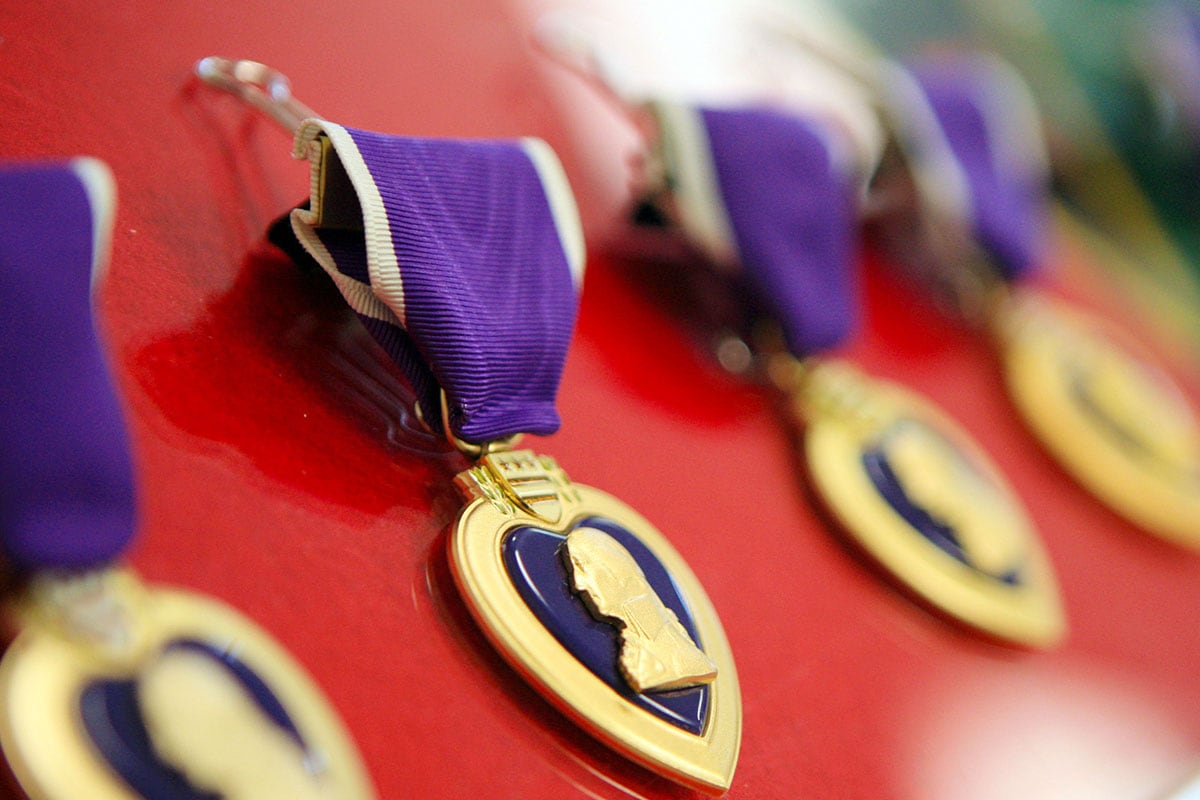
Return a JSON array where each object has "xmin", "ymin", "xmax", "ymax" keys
[
  {"xmin": 0, "ymin": 160, "xmax": 135, "ymax": 571},
  {"xmin": 705, "ymin": 107, "xmax": 858, "ymax": 355},
  {"xmin": 650, "ymin": 103, "xmax": 859, "ymax": 357},
  {"xmin": 904, "ymin": 55, "xmax": 1051, "ymax": 281}
]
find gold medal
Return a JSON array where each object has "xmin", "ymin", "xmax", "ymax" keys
[
  {"xmin": 635, "ymin": 99, "xmax": 1068, "ymax": 645},
  {"xmin": 997, "ymin": 292, "xmax": 1200, "ymax": 549},
  {"xmin": 192, "ymin": 58, "xmax": 743, "ymax": 793},
  {"xmin": 449, "ymin": 449, "xmax": 740, "ymax": 794},
  {"xmin": 0, "ymin": 570, "xmax": 374, "ymax": 800},
  {"xmin": 780, "ymin": 359, "xmax": 1066, "ymax": 647}
]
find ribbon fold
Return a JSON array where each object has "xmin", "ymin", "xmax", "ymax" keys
[
  {"xmin": 649, "ymin": 102, "xmax": 859, "ymax": 357},
  {"xmin": 285, "ymin": 121, "xmax": 585, "ymax": 444}
]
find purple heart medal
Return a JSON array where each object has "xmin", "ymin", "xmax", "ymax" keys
[
  {"xmin": 0, "ymin": 160, "xmax": 375, "ymax": 799},
  {"xmin": 878, "ymin": 53, "xmax": 1200, "ymax": 550},
  {"xmin": 196, "ymin": 58, "xmax": 741, "ymax": 794},
  {"xmin": 539, "ymin": 31, "xmax": 1065, "ymax": 648}
]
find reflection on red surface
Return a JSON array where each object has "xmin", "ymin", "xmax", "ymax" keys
[
  {"xmin": 574, "ymin": 252, "xmax": 767, "ymax": 427},
  {"xmin": 131, "ymin": 244, "xmax": 457, "ymax": 514}
]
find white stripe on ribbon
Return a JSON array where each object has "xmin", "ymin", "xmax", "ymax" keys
[
  {"xmin": 291, "ymin": 119, "xmax": 407, "ymax": 326},
  {"xmin": 967, "ymin": 53, "xmax": 1050, "ymax": 198},
  {"xmin": 71, "ymin": 157, "xmax": 117, "ymax": 294},
  {"xmin": 287, "ymin": 205, "xmax": 399, "ymax": 326},
  {"xmin": 521, "ymin": 137, "xmax": 587, "ymax": 292},
  {"xmin": 650, "ymin": 100, "xmax": 741, "ymax": 273},
  {"xmin": 878, "ymin": 62, "xmax": 975, "ymax": 227}
]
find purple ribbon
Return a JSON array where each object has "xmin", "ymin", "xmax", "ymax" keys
[
  {"xmin": 286, "ymin": 122, "xmax": 585, "ymax": 444},
  {"xmin": 906, "ymin": 57, "xmax": 1050, "ymax": 281},
  {"xmin": 0, "ymin": 160, "xmax": 135, "ymax": 571},
  {"xmin": 652, "ymin": 103, "xmax": 857, "ymax": 357},
  {"xmin": 703, "ymin": 107, "xmax": 857, "ymax": 356}
]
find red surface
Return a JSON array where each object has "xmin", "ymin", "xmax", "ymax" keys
[{"xmin": 3, "ymin": 2, "xmax": 1200, "ymax": 798}]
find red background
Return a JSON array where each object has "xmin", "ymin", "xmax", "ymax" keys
[{"xmin": 2, "ymin": 1, "xmax": 1199, "ymax": 797}]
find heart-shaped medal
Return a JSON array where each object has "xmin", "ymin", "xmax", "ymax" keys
[
  {"xmin": 194, "ymin": 58, "xmax": 743, "ymax": 792},
  {"xmin": 878, "ymin": 53, "xmax": 1200, "ymax": 551},
  {"xmin": 0, "ymin": 156, "xmax": 376, "ymax": 800},
  {"xmin": 449, "ymin": 451, "xmax": 740, "ymax": 794},
  {"xmin": 0, "ymin": 571, "xmax": 374, "ymax": 800},
  {"xmin": 600, "ymin": 92, "xmax": 1066, "ymax": 646},
  {"xmin": 801, "ymin": 361, "xmax": 1065, "ymax": 647},
  {"xmin": 999, "ymin": 294, "xmax": 1200, "ymax": 550}
]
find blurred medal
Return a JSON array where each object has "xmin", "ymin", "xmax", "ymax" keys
[
  {"xmin": 0, "ymin": 160, "xmax": 375, "ymax": 799},
  {"xmin": 877, "ymin": 52, "xmax": 1200, "ymax": 550},
  {"xmin": 540, "ymin": 22, "xmax": 1065, "ymax": 648}
]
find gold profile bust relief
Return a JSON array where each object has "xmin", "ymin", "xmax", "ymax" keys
[
  {"xmin": 140, "ymin": 648, "xmax": 327, "ymax": 800},
  {"xmin": 879, "ymin": 420, "xmax": 1027, "ymax": 579},
  {"xmin": 564, "ymin": 527, "xmax": 717, "ymax": 694}
]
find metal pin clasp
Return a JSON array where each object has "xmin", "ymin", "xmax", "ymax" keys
[
  {"xmin": 438, "ymin": 389, "xmax": 522, "ymax": 460},
  {"xmin": 194, "ymin": 56, "xmax": 320, "ymax": 133},
  {"xmin": 17, "ymin": 568, "xmax": 150, "ymax": 667}
]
